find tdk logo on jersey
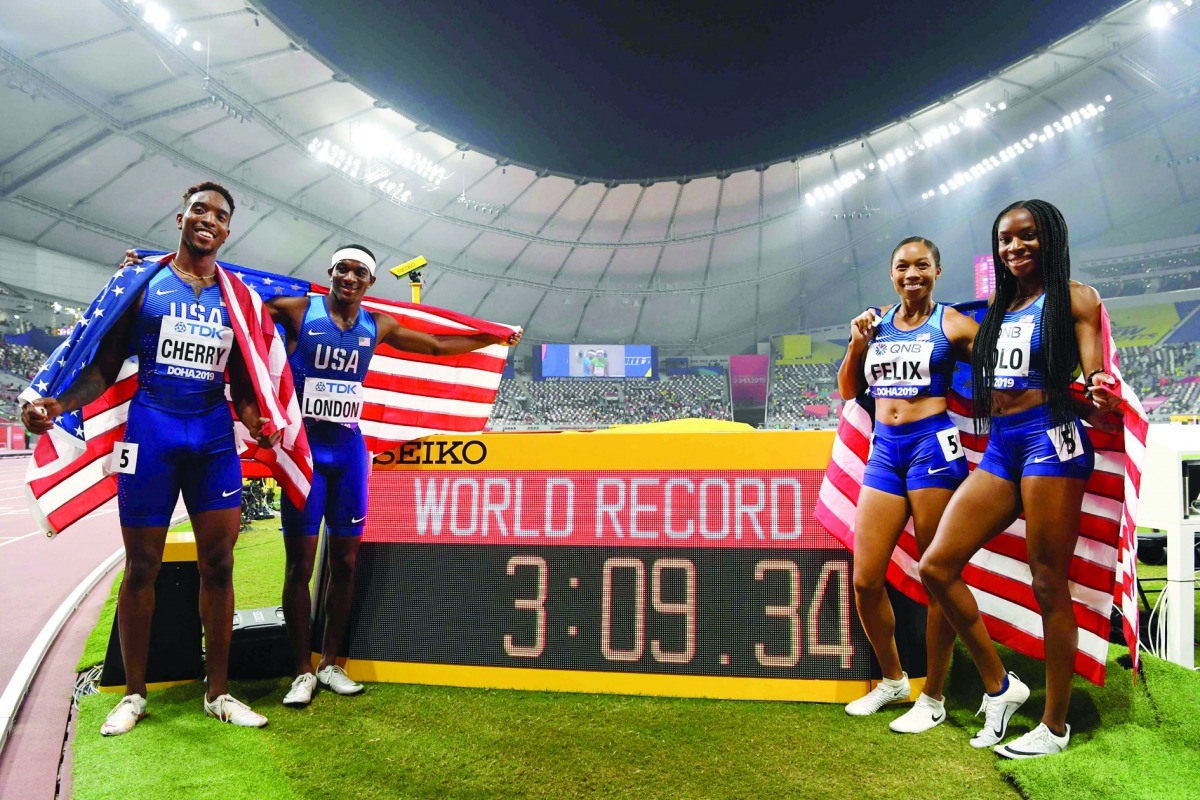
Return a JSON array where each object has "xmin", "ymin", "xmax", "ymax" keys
[
  {"xmin": 314, "ymin": 343, "xmax": 361, "ymax": 373},
  {"xmin": 321, "ymin": 382, "xmax": 358, "ymax": 395},
  {"xmin": 179, "ymin": 322, "xmax": 224, "ymax": 339},
  {"xmin": 377, "ymin": 439, "xmax": 488, "ymax": 465}
]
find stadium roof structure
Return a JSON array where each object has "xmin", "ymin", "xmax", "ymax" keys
[{"xmin": 1, "ymin": 0, "xmax": 1198, "ymax": 354}]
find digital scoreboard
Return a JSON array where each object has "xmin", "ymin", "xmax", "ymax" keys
[{"xmin": 342, "ymin": 427, "xmax": 926, "ymax": 702}]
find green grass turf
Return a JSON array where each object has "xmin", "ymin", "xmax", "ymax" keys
[
  {"xmin": 70, "ymin": 646, "xmax": 1200, "ymax": 800},
  {"xmin": 72, "ymin": 540, "xmax": 1200, "ymax": 799},
  {"xmin": 74, "ymin": 516, "xmax": 287, "ymax": 671}
]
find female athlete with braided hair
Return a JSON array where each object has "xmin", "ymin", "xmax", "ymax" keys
[{"xmin": 919, "ymin": 200, "xmax": 1121, "ymax": 759}]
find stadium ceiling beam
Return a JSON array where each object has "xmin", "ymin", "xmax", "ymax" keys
[
  {"xmin": 25, "ymin": 28, "xmax": 131, "ymax": 63},
  {"xmin": 690, "ymin": 177, "xmax": 725, "ymax": 346},
  {"xmin": 111, "ymin": 45, "xmax": 301, "ymax": 105},
  {"xmin": 5, "ymin": 195, "xmax": 160, "ymax": 250},
  {"xmin": 630, "ymin": 184, "xmax": 683, "ymax": 340},
  {"xmin": 569, "ymin": 185, "xmax": 648, "ymax": 341},
  {"xmin": 0, "ymin": 130, "xmax": 112, "ymax": 199}
]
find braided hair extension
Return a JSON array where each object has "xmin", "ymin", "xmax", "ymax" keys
[{"xmin": 971, "ymin": 200, "xmax": 1080, "ymax": 438}]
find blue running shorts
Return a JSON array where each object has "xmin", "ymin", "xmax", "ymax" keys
[
  {"xmin": 280, "ymin": 421, "xmax": 369, "ymax": 537},
  {"xmin": 862, "ymin": 412, "xmax": 969, "ymax": 497},
  {"xmin": 117, "ymin": 397, "xmax": 242, "ymax": 527},
  {"xmin": 977, "ymin": 404, "xmax": 1094, "ymax": 483}
]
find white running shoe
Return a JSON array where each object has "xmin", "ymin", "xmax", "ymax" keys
[
  {"xmin": 316, "ymin": 664, "xmax": 364, "ymax": 696},
  {"xmin": 845, "ymin": 674, "xmax": 910, "ymax": 716},
  {"xmin": 203, "ymin": 693, "xmax": 268, "ymax": 728},
  {"xmin": 995, "ymin": 723, "xmax": 1071, "ymax": 759},
  {"xmin": 100, "ymin": 693, "xmax": 147, "ymax": 736},
  {"xmin": 283, "ymin": 673, "xmax": 317, "ymax": 708},
  {"xmin": 970, "ymin": 672, "xmax": 1030, "ymax": 748},
  {"xmin": 889, "ymin": 692, "xmax": 946, "ymax": 734}
]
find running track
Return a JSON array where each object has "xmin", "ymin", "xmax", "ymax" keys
[{"xmin": 0, "ymin": 455, "xmax": 127, "ymax": 797}]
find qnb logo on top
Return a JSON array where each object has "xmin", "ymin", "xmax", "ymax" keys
[{"xmin": 157, "ymin": 307, "xmax": 232, "ymax": 381}]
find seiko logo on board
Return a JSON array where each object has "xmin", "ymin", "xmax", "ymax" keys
[{"xmin": 375, "ymin": 439, "xmax": 488, "ymax": 466}]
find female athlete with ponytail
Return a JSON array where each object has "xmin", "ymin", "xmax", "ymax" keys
[
  {"xmin": 837, "ymin": 236, "xmax": 977, "ymax": 732},
  {"xmin": 919, "ymin": 200, "xmax": 1121, "ymax": 759}
]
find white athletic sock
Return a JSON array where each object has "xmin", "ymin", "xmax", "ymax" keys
[{"xmin": 881, "ymin": 674, "xmax": 908, "ymax": 688}]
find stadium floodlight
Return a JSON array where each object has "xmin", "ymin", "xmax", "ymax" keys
[
  {"xmin": 192, "ymin": 40, "xmax": 203, "ymax": 51},
  {"xmin": 143, "ymin": 1, "xmax": 170, "ymax": 32},
  {"xmin": 352, "ymin": 125, "xmax": 391, "ymax": 158},
  {"xmin": 1149, "ymin": 3, "xmax": 1170, "ymax": 26},
  {"xmin": 964, "ymin": 108, "xmax": 985, "ymax": 127}
]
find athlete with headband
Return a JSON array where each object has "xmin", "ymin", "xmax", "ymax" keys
[{"xmin": 121, "ymin": 242, "xmax": 522, "ymax": 706}]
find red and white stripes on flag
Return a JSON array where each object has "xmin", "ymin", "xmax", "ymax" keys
[
  {"xmin": 354, "ymin": 297, "xmax": 514, "ymax": 455},
  {"xmin": 815, "ymin": 305, "xmax": 1145, "ymax": 685},
  {"xmin": 218, "ymin": 268, "xmax": 312, "ymax": 508}
]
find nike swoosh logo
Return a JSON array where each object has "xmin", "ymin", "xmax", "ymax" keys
[
  {"xmin": 307, "ymin": 330, "xmax": 323, "ymax": 336},
  {"xmin": 222, "ymin": 489, "xmax": 239, "ymax": 497},
  {"xmin": 931, "ymin": 712, "xmax": 945, "ymax": 723},
  {"xmin": 155, "ymin": 289, "xmax": 174, "ymax": 295},
  {"xmin": 927, "ymin": 467, "xmax": 950, "ymax": 474},
  {"xmin": 351, "ymin": 515, "xmax": 366, "ymax": 524},
  {"xmin": 1033, "ymin": 454, "xmax": 1059, "ymax": 463}
]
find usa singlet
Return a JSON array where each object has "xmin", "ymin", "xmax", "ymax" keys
[
  {"xmin": 132, "ymin": 267, "xmax": 233, "ymax": 412},
  {"xmin": 992, "ymin": 294, "xmax": 1047, "ymax": 390},
  {"xmin": 281, "ymin": 296, "xmax": 378, "ymax": 537},
  {"xmin": 864, "ymin": 304, "xmax": 956, "ymax": 399},
  {"xmin": 288, "ymin": 296, "xmax": 378, "ymax": 425},
  {"xmin": 117, "ymin": 264, "xmax": 242, "ymax": 527}
]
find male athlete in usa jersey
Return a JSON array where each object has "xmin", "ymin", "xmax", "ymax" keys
[{"xmin": 270, "ymin": 245, "xmax": 521, "ymax": 706}]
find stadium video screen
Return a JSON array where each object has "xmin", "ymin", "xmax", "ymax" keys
[{"xmin": 537, "ymin": 343, "xmax": 657, "ymax": 379}]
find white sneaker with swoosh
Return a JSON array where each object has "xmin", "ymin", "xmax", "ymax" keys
[
  {"xmin": 995, "ymin": 722, "xmax": 1070, "ymax": 759},
  {"xmin": 970, "ymin": 672, "xmax": 1029, "ymax": 748},
  {"xmin": 890, "ymin": 692, "xmax": 946, "ymax": 733}
]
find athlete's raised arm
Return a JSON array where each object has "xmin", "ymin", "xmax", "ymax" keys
[{"xmin": 372, "ymin": 313, "xmax": 521, "ymax": 355}]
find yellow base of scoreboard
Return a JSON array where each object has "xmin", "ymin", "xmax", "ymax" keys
[{"xmin": 339, "ymin": 658, "xmax": 927, "ymax": 704}]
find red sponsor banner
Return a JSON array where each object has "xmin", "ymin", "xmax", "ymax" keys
[{"xmin": 364, "ymin": 469, "xmax": 834, "ymax": 549}]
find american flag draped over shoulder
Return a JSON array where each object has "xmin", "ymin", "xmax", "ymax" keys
[
  {"xmin": 814, "ymin": 300, "xmax": 1146, "ymax": 685},
  {"xmin": 20, "ymin": 254, "xmax": 312, "ymax": 536}
]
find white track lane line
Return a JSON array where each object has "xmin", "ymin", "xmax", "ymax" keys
[{"xmin": 0, "ymin": 547, "xmax": 124, "ymax": 754}]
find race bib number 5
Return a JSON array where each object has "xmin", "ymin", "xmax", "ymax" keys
[
  {"xmin": 107, "ymin": 442, "xmax": 138, "ymax": 475},
  {"xmin": 935, "ymin": 428, "xmax": 965, "ymax": 461}
]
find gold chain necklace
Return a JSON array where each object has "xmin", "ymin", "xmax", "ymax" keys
[{"xmin": 172, "ymin": 263, "xmax": 216, "ymax": 283}]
